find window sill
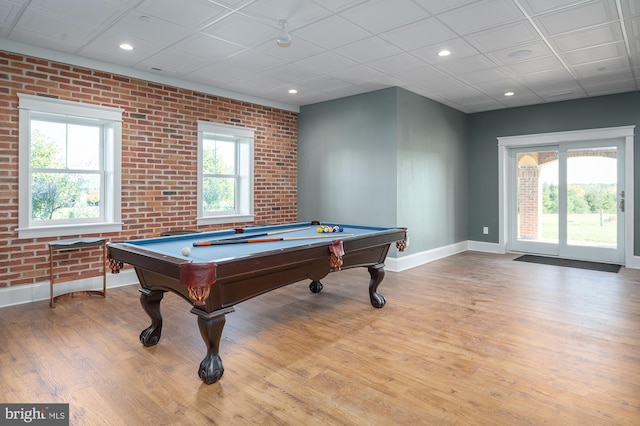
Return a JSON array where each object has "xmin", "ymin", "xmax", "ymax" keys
[
  {"xmin": 17, "ymin": 222, "xmax": 123, "ymax": 239},
  {"xmin": 197, "ymin": 215, "xmax": 255, "ymax": 226}
]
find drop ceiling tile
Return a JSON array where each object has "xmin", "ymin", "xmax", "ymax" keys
[
  {"xmin": 583, "ymin": 79, "xmax": 637, "ymax": 96},
  {"xmin": 227, "ymin": 73, "xmax": 288, "ymax": 91},
  {"xmin": 293, "ymin": 16, "xmax": 370, "ymax": 50},
  {"xmin": 473, "ymin": 78, "xmax": 532, "ymax": 97},
  {"xmin": 570, "ymin": 56, "xmax": 631, "ymax": 75},
  {"xmin": 562, "ymin": 42, "xmax": 627, "ymax": 66},
  {"xmin": 25, "ymin": 0, "xmax": 124, "ymax": 25},
  {"xmin": 254, "ymin": 36, "xmax": 324, "ymax": 61},
  {"xmin": 486, "ymin": 40, "xmax": 552, "ymax": 65},
  {"xmin": 329, "ymin": 65, "xmax": 385, "ymax": 83},
  {"xmin": 533, "ymin": 0, "xmax": 618, "ymax": 37},
  {"xmin": 334, "ymin": 37, "xmax": 403, "ymax": 63},
  {"xmin": 295, "ymin": 51, "xmax": 357, "ymax": 73},
  {"xmin": 620, "ymin": 0, "xmax": 640, "ymax": 17},
  {"xmin": 379, "ymin": 17, "xmax": 457, "ymax": 51},
  {"xmin": 240, "ymin": 0, "xmax": 331, "ymax": 29},
  {"xmin": 136, "ymin": 0, "xmax": 229, "ymax": 29},
  {"xmin": 521, "ymin": 68, "xmax": 585, "ymax": 95},
  {"xmin": 80, "ymin": 31, "xmax": 166, "ymax": 66},
  {"xmin": 295, "ymin": 74, "xmax": 351, "ymax": 91},
  {"xmin": 11, "ymin": 8, "xmax": 95, "ymax": 47},
  {"xmin": 626, "ymin": 16, "xmax": 640, "ymax": 38},
  {"xmin": 518, "ymin": 0, "xmax": 590, "ymax": 15},
  {"xmin": 393, "ymin": 65, "xmax": 451, "ymax": 86},
  {"xmin": 578, "ymin": 67, "xmax": 633, "ymax": 85},
  {"xmin": 315, "ymin": 0, "xmax": 369, "ymax": 13},
  {"xmin": 465, "ymin": 21, "xmax": 541, "ymax": 53},
  {"xmin": 137, "ymin": 48, "xmax": 212, "ymax": 74},
  {"xmin": 220, "ymin": 49, "xmax": 285, "ymax": 72},
  {"xmin": 8, "ymin": 26, "xmax": 85, "ymax": 52},
  {"xmin": 508, "ymin": 55, "xmax": 563, "ymax": 75},
  {"xmin": 186, "ymin": 62, "xmax": 253, "ymax": 84},
  {"xmin": 411, "ymin": 37, "xmax": 480, "ymax": 64},
  {"xmin": 548, "ymin": 22, "xmax": 623, "ymax": 53},
  {"xmin": 261, "ymin": 63, "xmax": 322, "ymax": 82},
  {"xmin": 340, "ymin": 0, "xmax": 429, "ymax": 33},
  {"xmin": 431, "ymin": 85, "xmax": 492, "ymax": 104},
  {"xmin": 202, "ymin": 14, "xmax": 275, "ymax": 48},
  {"xmin": 412, "ymin": 0, "xmax": 483, "ymax": 15},
  {"xmin": 437, "ymin": 0, "xmax": 525, "ymax": 36},
  {"xmin": 538, "ymin": 91, "xmax": 587, "ymax": 102},
  {"xmin": 112, "ymin": 11, "xmax": 192, "ymax": 45},
  {"xmin": 173, "ymin": 33, "xmax": 245, "ymax": 60},
  {"xmin": 458, "ymin": 67, "xmax": 516, "ymax": 85},
  {"xmin": 0, "ymin": 0, "xmax": 24, "ymax": 26},
  {"xmin": 366, "ymin": 52, "xmax": 427, "ymax": 74},
  {"xmin": 500, "ymin": 94, "xmax": 546, "ymax": 108},
  {"xmin": 436, "ymin": 54, "xmax": 498, "ymax": 75}
]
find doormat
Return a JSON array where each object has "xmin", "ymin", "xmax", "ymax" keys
[{"xmin": 513, "ymin": 255, "xmax": 621, "ymax": 273}]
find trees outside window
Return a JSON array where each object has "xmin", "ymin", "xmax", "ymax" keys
[
  {"xmin": 197, "ymin": 121, "xmax": 254, "ymax": 225},
  {"xmin": 18, "ymin": 94, "xmax": 122, "ymax": 238}
]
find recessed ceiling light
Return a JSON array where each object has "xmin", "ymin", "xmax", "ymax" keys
[
  {"xmin": 119, "ymin": 43, "xmax": 134, "ymax": 51},
  {"xmin": 288, "ymin": 89, "xmax": 298, "ymax": 94},
  {"xmin": 507, "ymin": 49, "xmax": 532, "ymax": 60},
  {"xmin": 438, "ymin": 49, "xmax": 451, "ymax": 57},
  {"xmin": 504, "ymin": 91, "xmax": 515, "ymax": 97}
]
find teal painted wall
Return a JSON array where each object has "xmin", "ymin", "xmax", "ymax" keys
[
  {"xmin": 397, "ymin": 89, "xmax": 468, "ymax": 250},
  {"xmin": 298, "ymin": 88, "xmax": 398, "ymax": 227},
  {"xmin": 467, "ymin": 91, "xmax": 640, "ymax": 253},
  {"xmin": 298, "ymin": 87, "xmax": 468, "ymax": 255}
]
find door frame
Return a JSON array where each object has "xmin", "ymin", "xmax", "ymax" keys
[{"xmin": 497, "ymin": 126, "xmax": 635, "ymax": 266}]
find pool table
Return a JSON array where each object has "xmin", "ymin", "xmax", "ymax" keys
[{"xmin": 107, "ymin": 221, "xmax": 407, "ymax": 384}]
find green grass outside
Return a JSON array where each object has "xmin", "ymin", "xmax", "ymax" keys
[{"xmin": 541, "ymin": 213, "xmax": 617, "ymax": 244}]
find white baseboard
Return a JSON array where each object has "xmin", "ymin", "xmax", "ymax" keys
[
  {"xmin": 386, "ymin": 241, "xmax": 469, "ymax": 272},
  {"xmin": 4, "ymin": 242, "xmax": 636, "ymax": 308},
  {"xmin": 0, "ymin": 269, "xmax": 138, "ymax": 309}
]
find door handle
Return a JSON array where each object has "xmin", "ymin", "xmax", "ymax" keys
[{"xmin": 620, "ymin": 190, "xmax": 625, "ymax": 212}]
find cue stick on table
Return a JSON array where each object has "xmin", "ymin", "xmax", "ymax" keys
[
  {"xmin": 217, "ymin": 226, "xmax": 310, "ymax": 242},
  {"xmin": 193, "ymin": 234, "xmax": 354, "ymax": 246}
]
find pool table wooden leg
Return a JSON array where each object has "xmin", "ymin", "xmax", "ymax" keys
[
  {"xmin": 192, "ymin": 307, "xmax": 235, "ymax": 385},
  {"xmin": 368, "ymin": 264, "xmax": 386, "ymax": 308},
  {"xmin": 139, "ymin": 288, "xmax": 165, "ymax": 347}
]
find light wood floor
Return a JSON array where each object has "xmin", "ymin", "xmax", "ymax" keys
[{"xmin": 1, "ymin": 251, "xmax": 639, "ymax": 425}]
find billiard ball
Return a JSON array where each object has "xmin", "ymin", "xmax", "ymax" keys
[{"xmin": 182, "ymin": 247, "xmax": 191, "ymax": 256}]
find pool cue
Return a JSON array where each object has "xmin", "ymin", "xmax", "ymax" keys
[
  {"xmin": 193, "ymin": 226, "xmax": 310, "ymax": 246},
  {"xmin": 193, "ymin": 234, "xmax": 353, "ymax": 246}
]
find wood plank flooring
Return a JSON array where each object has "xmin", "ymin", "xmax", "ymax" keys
[{"xmin": 1, "ymin": 251, "xmax": 639, "ymax": 425}]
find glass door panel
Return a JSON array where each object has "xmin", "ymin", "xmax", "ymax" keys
[
  {"xmin": 566, "ymin": 147, "xmax": 618, "ymax": 248},
  {"xmin": 511, "ymin": 148, "xmax": 559, "ymax": 256},
  {"xmin": 510, "ymin": 143, "xmax": 624, "ymax": 263}
]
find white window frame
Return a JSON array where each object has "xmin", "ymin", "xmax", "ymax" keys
[
  {"xmin": 197, "ymin": 121, "xmax": 254, "ymax": 225},
  {"xmin": 17, "ymin": 94, "xmax": 123, "ymax": 238}
]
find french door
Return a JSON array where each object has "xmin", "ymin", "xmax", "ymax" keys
[{"xmin": 509, "ymin": 140, "xmax": 625, "ymax": 264}]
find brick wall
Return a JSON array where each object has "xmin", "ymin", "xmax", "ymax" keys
[{"xmin": 0, "ymin": 51, "xmax": 298, "ymax": 288}]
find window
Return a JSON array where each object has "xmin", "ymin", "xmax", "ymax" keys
[
  {"xmin": 197, "ymin": 121, "xmax": 254, "ymax": 225},
  {"xmin": 18, "ymin": 94, "xmax": 123, "ymax": 238}
]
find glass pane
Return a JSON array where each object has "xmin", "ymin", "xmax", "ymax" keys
[
  {"xmin": 203, "ymin": 176, "xmax": 235, "ymax": 212},
  {"xmin": 516, "ymin": 150, "xmax": 558, "ymax": 243},
  {"xmin": 31, "ymin": 173, "xmax": 101, "ymax": 220},
  {"xmin": 566, "ymin": 147, "xmax": 617, "ymax": 248},
  {"xmin": 31, "ymin": 120, "xmax": 101, "ymax": 170},
  {"xmin": 31, "ymin": 120, "xmax": 66, "ymax": 168},
  {"xmin": 67, "ymin": 124, "xmax": 100, "ymax": 169},
  {"xmin": 203, "ymin": 139, "xmax": 236, "ymax": 174}
]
